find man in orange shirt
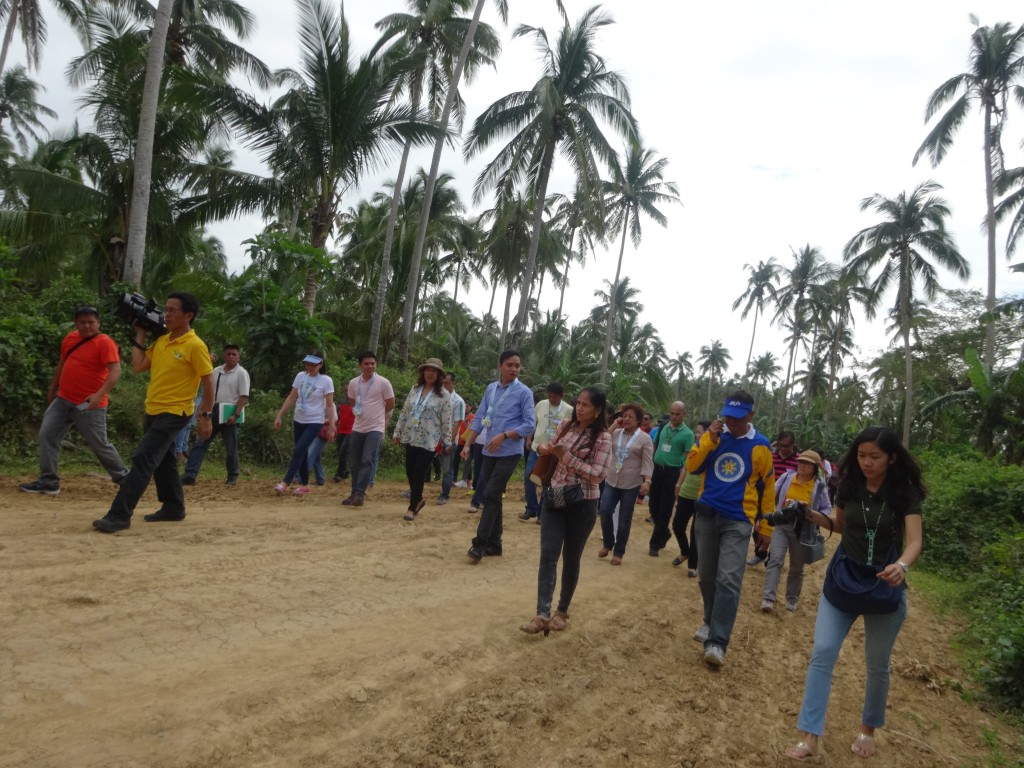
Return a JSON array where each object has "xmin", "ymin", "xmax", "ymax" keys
[{"xmin": 20, "ymin": 306, "xmax": 128, "ymax": 496}]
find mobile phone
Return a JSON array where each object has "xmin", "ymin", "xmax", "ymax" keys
[{"xmin": 76, "ymin": 402, "xmax": 90, "ymax": 411}]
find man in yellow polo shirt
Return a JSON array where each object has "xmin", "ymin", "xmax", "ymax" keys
[{"xmin": 93, "ymin": 292, "xmax": 214, "ymax": 533}]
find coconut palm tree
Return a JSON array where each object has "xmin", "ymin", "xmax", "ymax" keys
[
  {"xmin": 477, "ymin": 189, "xmax": 532, "ymax": 346},
  {"xmin": 732, "ymin": 257, "xmax": 780, "ymax": 376},
  {"xmin": 0, "ymin": 0, "xmax": 83, "ymax": 75},
  {"xmin": 547, "ymin": 184, "xmax": 605, "ymax": 319},
  {"xmin": 912, "ymin": 20, "xmax": 1024, "ymax": 373},
  {"xmin": 598, "ymin": 140, "xmax": 679, "ymax": 382},
  {"xmin": 370, "ymin": 0, "xmax": 499, "ymax": 354},
  {"xmin": 222, "ymin": 0, "xmax": 442, "ymax": 313},
  {"xmin": 698, "ymin": 339, "xmax": 731, "ymax": 416},
  {"xmin": 666, "ymin": 351, "xmax": 693, "ymax": 400},
  {"xmin": 843, "ymin": 180, "xmax": 969, "ymax": 446},
  {"xmin": 748, "ymin": 351, "xmax": 780, "ymax": 393},
  {"xmin": 464, "ymin": 4, "xmax": 638, "ymax": 347},
  {"xmin": 772, "ymin": 245, "xmax": 837, "ymax": 430},
  {"xmin": 0, "ymin": 65, "xmax": 55, "ymax": 151}
]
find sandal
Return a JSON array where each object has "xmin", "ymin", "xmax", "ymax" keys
[
  {"xmin": 548, "ymin": 611, "xmax": 568, "ymax": 632},
  {"xmin": 414, "ymin": 498, "xmax": 425, "ymax": 517},
  {"xmin": 672, "ymin": 555, "xmax": 685, "ymax": 567},
  {"xmin": 610, "ymin": 555, "xmax": 622, "ymax": 565},
  {"xmin": 403, "ymin": 510, "xmax": 415, "ymax": 521},
  {"xmin": 784, "ymin": 740, "xmax": 820, "ymax": 762},
  {"xmin": 598, "ymin": 547, "xmax": 610, "ymax": 558},
  {"xmin": 519, "ymin": 615, "xmax": 550, "ymax": 636},
  {"xmin": 851, "ymin": 733, "xmax": 875, "ymax": 758}
]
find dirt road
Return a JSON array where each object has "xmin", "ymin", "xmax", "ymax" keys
[{"xmin": 0, "ymin": 475, "xmax": 1018, "ymax": 767}]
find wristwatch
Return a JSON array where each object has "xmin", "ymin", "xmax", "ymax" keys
[
  {"xmin": 897, "ymin": 561, "xmax": 909, "ymax": 573},
  {"xmin": 199, "ymin": 412, "xmax": 213, "ymax": 419}
]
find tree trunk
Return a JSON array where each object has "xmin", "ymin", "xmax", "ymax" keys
[
  {"xmin": 705, "ymin": 376, "xmax": 712, "ymax": 417},
  {"xmin": 369, "ymin": 137, "xmax": 414, "ymax": 355},
  {"xmin": 452, "ymin": 255, "xmax": 462, "ymax": 304},
  {"xmin": 777, "ymin": 334, "xmax": 798, "ymax": 433},
  {"xmin": 556, "ymin": 226, "xmax": 576, "ymax": 319},
  {"xmin": 487, "ymin": 279, "xmax": 497, "ymax": 318},
  {"xmin": 599, "ymin": 215, "xmax": 629, "ymax": 383},
  {"xmin": 982, "ymin": 103, "xmax": 997, "ymax": 373},
  {"xmin": 744, "ymin": 308, "xmax": 760, "ymax": 378},
  {"xmin": 501, "ymin": 283, "xmax": 513, "ymax": 349},
  {"xmin": 122, "ymin": 0, "xmax": 173, "ymax": 288},
  {"xmin": 0, "ymin": 5, "xmax": 19, "ymax": 80},
  {"xmin": 900, "ymin": 254, "xmax": 913, "ymax": 446},
  {"xmin": 399, "ymin": 0, "xmax": 486, "ymax": 364},
  {"xmin": 510, "ymin": 139, "xmax": 556, "ymax": 347}
]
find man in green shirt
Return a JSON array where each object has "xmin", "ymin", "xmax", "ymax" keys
[{"xmin": 648, "ymin": 401, "xmax": 694, "ymax": 556}]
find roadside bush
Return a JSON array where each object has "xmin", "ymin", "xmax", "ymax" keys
[{"xmin": 971, "ymin": 531, "xmax": 1024, "ymax": 712}]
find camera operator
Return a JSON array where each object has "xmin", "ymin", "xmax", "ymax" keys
[
  {"xmin": 92, "ymin": 292, "xmax": 214, "ymax": 533},
  {"xmin": 760, "ymin": 450, "xmax": 832, "ymax": 613},
  {"xmin": 19, "ymin": 305, "xmax": 129, "ymax": 496}
]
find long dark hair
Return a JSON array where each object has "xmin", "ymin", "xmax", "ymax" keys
[
  {"xmin": 566, "ymin": 387, "xmax": 608, "ymax": 452},
  {"xmin": 837, "ymin": 426, "xmax": 926, "ymax": 513}
]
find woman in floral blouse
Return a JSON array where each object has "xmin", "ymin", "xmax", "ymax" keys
[
  {"xmin": 392, "ymin": 358, "xmax": 453, "ymax": 521},
  {"xmin": 521, "ymin": 387, "xmax": 612, "ymax": 636}
]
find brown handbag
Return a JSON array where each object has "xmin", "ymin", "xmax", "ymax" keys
[{"xmin": 528, "ymin": 422, "xmax": 578, "ymax": 488}]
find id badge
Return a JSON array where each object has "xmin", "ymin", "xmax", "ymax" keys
[
  {"xmin": 615, "ymin": 461, "xmax": 623, "ymax": 472},
  {"xmin": 482, "ymin": 417, "xmax": 492, "ymax": 428},
  {"xmin": 660, "ymin": 442, "xmax": 671, "ymax": 453},
  {"xmin": 352, "ymin": 405, "xmax": 363, "ymax": 416}
]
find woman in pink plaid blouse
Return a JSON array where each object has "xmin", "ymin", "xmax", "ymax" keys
[{"xmin": 521, "ymin": 387, "xmax": 612, "ymax": 636}]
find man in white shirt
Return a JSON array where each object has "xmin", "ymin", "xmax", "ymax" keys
[
  {"xmin": 519, "ymin": 382, "xmax": 573, "ymax": 522},
  {"xmin": 181, "ymin": 344, "xmax": 250, "ymax": 486},
  {"xmin": 342, "ymin": 351, "xmax": 395, "ymax": 507}
]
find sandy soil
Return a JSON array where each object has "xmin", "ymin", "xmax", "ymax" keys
[{"xmin": 0, "ymin": 473, "xmax": 1020, "ymax": 768}]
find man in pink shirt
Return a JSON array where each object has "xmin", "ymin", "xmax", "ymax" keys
[{"xmin": 342, "ymin": 351, "xmax": 395, "ymax": 507}]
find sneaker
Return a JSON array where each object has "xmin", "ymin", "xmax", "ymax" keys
[
  {"xmin": 454, "ymin": 480, "xmax": 467, "ymax": 488},
  {"xmin": 467, "ymin": 506, "xmax": 479, "ymax": 514},
  {"xmin": 692, "ymin": 623, "xmax": 710, "ymax": 643},
  {"xmin": 315, "ymin": 479, "xmax": 325, "ymax": 486},
  {"xmin": 293, "ymin": 486, "xmax": 311, "ymax": 495},
  {"xmin": 400, "ymin": 490, "xmax": 411, "ymax": 499},
  {"xmin": 436, "ymin": 496, "xmax": 448, "ymax": 506},
  {"xmin": 746, "ymin": 555, "xmax": 764, "ymax": 567},
  {"xmin": 761, "ymin": 599, "xmax": 775, "ymax": 613},
  {"xmin": 92, "ymin": 516, "xmax": 130, "ymax": 533},
  {"xmin": 225, "ymin": 478, "xmax": 237, "ymax": 486},
  {"xmin": 181, "ymin": 475, "xmax": 196, "ymax": 486},
  {"xmin": 351, "ymin": 493, "xmax": 365, "ymax": 507},
  {"xmin": 518, "ymin": 511, "xmax": 534, "ymax": 521},
  {"xmin": 19, "ymin": 480, "xmax": 60, "ymax": 496},
  {"xmin": 703, "ymin": 644, "xmax": 725, "ymax": 667},
  {"xmin": 785, "ymin": 599, "xmax": 799, "ymax": 612},
  {"xmin": 341, "ymin": 494, "xmax": 355, "ymax": 505},
  {"xmin": 274, "ymin": 482, "xmax": 287, "ymax": 494},
  {"xmin": 648, "ymin": 548, "xmax": 659, "ymax": 557},
  {"xmin": 144, "ymin": 509, "xmax": 185, "ymax": 522},
  {"xmin": 687, "ymin": 568, "xmax": 698, "ymax": 578}
]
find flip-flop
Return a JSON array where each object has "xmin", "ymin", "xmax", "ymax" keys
[
  {"xmin": 784, "ymin": 740, "xmax": 820, "ymax": 762},
  {"xmin": 851, "ymin": 733, "xmax": 875, "ymax": 758}
]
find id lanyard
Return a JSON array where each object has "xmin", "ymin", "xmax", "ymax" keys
[
  {"xmin": 864, "ymin": 498, "xmax": 887, "ymax": 565},
  {"xmin": 545, "ymin": 406, "xmax": 563, "ymax": 439},
  {"xmin": 354, "ymin": 374, "xmax": 375, "ymax": 415},
  {"xmin": 411, "ymin": 387, "xmax": 433, "ymax": 420},
  {"xmin": 297, "ymin": 373, "xmax": 317, "ymax": 413},
  {"xmin": 615, "ymin": 429, "xmax": 639, "ymax": 471},
  {"xmin": 481, "ymin": 380, "xmax": 517, "ymax": 428}
]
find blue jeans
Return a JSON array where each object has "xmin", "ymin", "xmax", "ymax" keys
[
  {"xmin": 694, "ymin": 502, "xmax": 754, "ymax": 652},
  {"xmin": 284, "ymin": 422, "xmax": 322, "ymax": 485},
  {"xmin": 307, "ymin": 435, "xmax": 329, "ymax": 484},
  {"xmin": 797, "ymin": 592, "xmax": 908, "ymax": 735},
  {"xmin": 472, "ymin": 454, "xmax": 520, "ymax": 552},
  {"xmin": 183, "ymin": 417, "xmax": 239, "ymax": 481},
  {"xmin": 599, "ymin": 484, "xmax": 640, "ymax": 557},
  {"xmin": 348, "ymin": 430, "xmax": 384, "ymax": 494},
  {"xmin": 107, "ymin": 413, "xmax": 189, "ymax": 521},
  {"xmin": 536, "ymin": 497, "xmax": 598, "ymax": 617},
  {"xmin": 522, "ymin": 450, "xmax": 541, "ymax": 517}
]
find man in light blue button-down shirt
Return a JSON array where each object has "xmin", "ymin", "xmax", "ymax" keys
[{"xmin": 461, "ymin": 350, "xmax": 536, "ymax": 562}]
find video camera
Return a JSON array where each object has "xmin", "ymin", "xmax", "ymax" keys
[
  {"xmin": 765, "ymin": 499, "xmax": 808, "ymax": 530},
  {"xmin": 114, "ymin": 292, "xmax": 167, "ymax": 335}
]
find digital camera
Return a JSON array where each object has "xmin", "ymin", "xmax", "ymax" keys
[
  {"xmin": 765, "ymin": 499, "xmax": 807, "ymax": 527},
  {"xmin": 114, "ymin": 292, "xmax": 167, "ymax": 335}
]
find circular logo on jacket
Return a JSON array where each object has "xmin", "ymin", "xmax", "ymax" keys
[{"xmin": 714, "ymin": 452, "xmax": 745, "ymax": 482}]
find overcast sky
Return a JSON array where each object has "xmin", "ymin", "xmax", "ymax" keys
[{"xmin": 20, "ymin": 0, "xmax": 1024, "ymax": 385}]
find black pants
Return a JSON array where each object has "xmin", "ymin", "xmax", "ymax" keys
[
  {"xmin": 537, "ymin": 497, "xmax": 598, "ymax": 617},
  {"xmin": 404, "ymin": 445, "xmax": 434, "ymax": 509},
  {"xmin": 472, "ymin": 454, "xmax": 520, "ymax": 552},
  {"xmin": 334, "ymin": 432, "xmax": 351, "ymax": 479},
  {"xmin": 672, "ymin": 495, "xmax": 699, "ymax": 568},
  {"xmin": 648, "ymin": 464, "xmax": 680, "ymax": 552},
  {"xmin": 107, "ymin": 412, "xmax": 189, "ymax": 521}
]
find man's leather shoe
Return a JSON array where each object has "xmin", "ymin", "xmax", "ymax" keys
[
  {"xmin": 467, "ymin": 546, "xmax": 483, "ymax": 563},
  {"xmin": 144, "ymin": 509, "xmax": 186, "ymax": 522},
  {"xmin": 92, "ymin": 516, "xmax": 130, "ymax": 533}
]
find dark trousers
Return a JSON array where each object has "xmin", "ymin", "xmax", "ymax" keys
[
  {"xmin": 334, "ymin": 432, "xmax": 351, "ymax": 479},
  {"xmin": 648, "ymin": 464, "xmax": 680, "ymax": 552},
  {"xmin": 472, "ymin": 454, "xmax": 520, "ymax": 552},
  {"xmin": 672, "ymin": 495, "xmax": 699, "ymax": 568},
  {"xmin": 182, "ymin": 417, "xmax": 238, "ymax": 481},
  {"xmin": 107, "ymin": 412, "xmax": 189, "ymax": 521},
  {"xmin": 404, "ymin": 445, "xmax": 434, "ymax": 509},
  {"xmin": 599, "ymin": 484, "xmax": 641, "ymax": 557},
  {"xmin": 284, "ymin": 422, "xmax": 321, "ymax": 485},
  {"xmin": 537, "ymin": 497, "xmax": 599, "ymax": 617}
]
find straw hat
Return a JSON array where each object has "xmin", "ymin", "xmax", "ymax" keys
[
  {"xmin": 417, "ymin": 357, "xmax": 445, "ymax": 375},
  {"xmin": 796, "ymin": 449, "xmax": 821, "ymax": 465}
]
